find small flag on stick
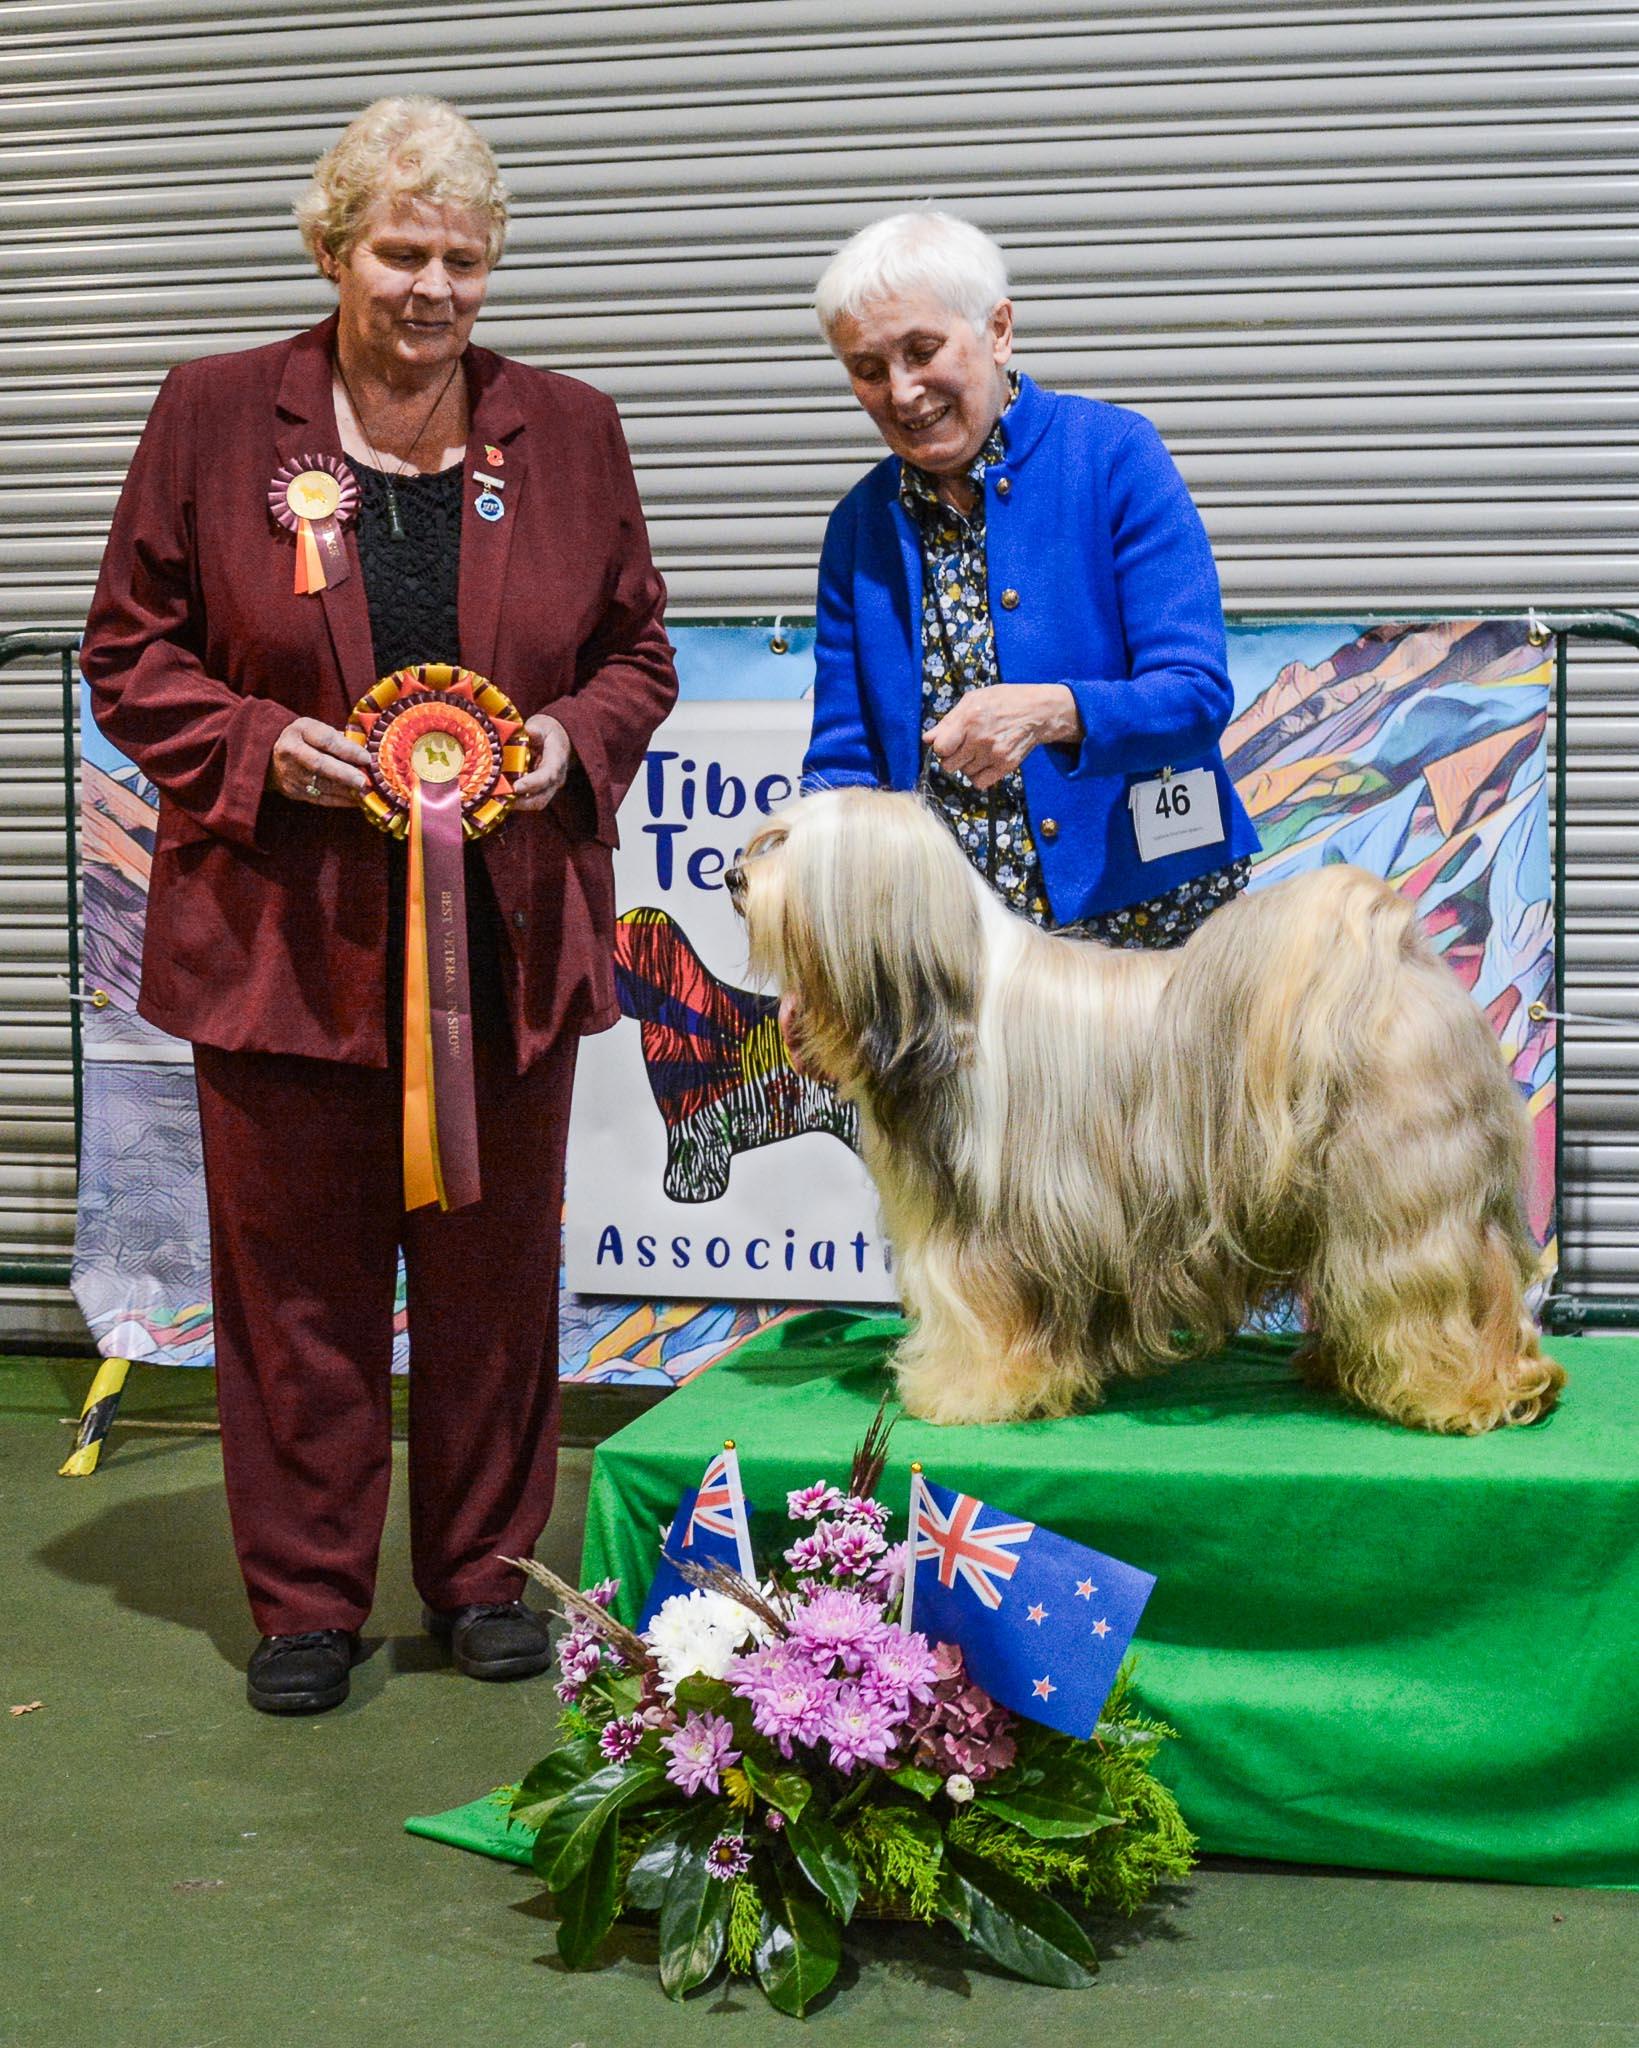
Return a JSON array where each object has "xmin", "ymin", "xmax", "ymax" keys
[
  {"xmin": 637, "ymin": 1441, "xmax": 756, "ymax": 1629},
  {"xmin": 903, "ymin": 1466, "xmax": 1155, "ymax": 1738}
]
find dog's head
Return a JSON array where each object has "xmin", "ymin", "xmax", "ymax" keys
[{"xmin": 728, "ymin": 788, "xmax": 983, "ymax": 1104}]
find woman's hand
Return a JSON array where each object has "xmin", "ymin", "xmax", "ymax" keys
[
  {"xmin": 511, "ymin": 712, "xmax": 574, "ymax": 811},
  {"xmin": 267, "ymin": 717, "xmax": 371, "ymax": 805},
  {"xmin": 923, "ymin": 683, "xmax": 1083, "ymax": 790}
]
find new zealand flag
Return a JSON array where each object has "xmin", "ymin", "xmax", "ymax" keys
[
  {"xmin": 637, "ymin": 1446, "xmax": 756, "ymax": 1630},
  {"xmin": 905, "ymin": 1474, "xmax": 1156, "ymax": 1738}
]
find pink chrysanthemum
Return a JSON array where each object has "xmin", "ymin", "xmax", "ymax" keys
[
  {"xmin": 726, "ymin": 1641, "xmax": 804, "ymax": 1695},
  {"xmin": 597, "ymin": 1713, "xmax": 646, "ymax": 1764},
  {"xmin": 583, "ymin": 1577, "xmax": 620, "ymax": 1609},
  {"xmin": 864, "ymin": 1541, "xmax": 909, "ymax": 1605},
  {"xmin": 787, "ymin": 1481, "xmax": 844, "ymax": 1522},
  {"xmin": 556, "ymin": 1624, "xmax": 603, "ymax": 1688},
  {"xmin": 662, "ymin": 1710, "xmax": 739, "ymax": 1797},
  {"xmin": 743, "ymin": 1667, "xmax": 836, "ymax": 1759},
  {"xmin": 787, "ymin": 1588, "xmax": 886, "ymax": 1674},
  {"xmin": 823, "ymin": 1683, "xmax": 902, "ymax": 1773},
  {"xmin": 705, "ymin": 1834, "xmax": 752, "ymax": 1881},
  {"xmin": 827, "ymin": 1523, "xmax": 887, "ymax": 1578},
  {"xmin": 858, "ymin": 1626, "xmax": 941, "ymax": 1710},
  {"xmin": 839, "ymin": 1495, "xmax": 890, "ymax": 1534},
  {"xmin": 783, "ymin": 1526, "xmax": 836, "ymax": 1575}
]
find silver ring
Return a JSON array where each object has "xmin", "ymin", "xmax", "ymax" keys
[{"xmin": 305, "ymin": 775, "xmax": 322, "ymax": 800}]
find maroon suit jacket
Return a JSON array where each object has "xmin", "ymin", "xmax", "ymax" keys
[{"xmin": 81, "ymin": 315, "xmax": 677, "ymax": 1071}]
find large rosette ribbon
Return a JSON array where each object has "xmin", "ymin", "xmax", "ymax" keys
[
  {"xmin": 269, "ymin": 454, "xmax": 358, "ymax": 595},
  {"xmin": 347, "ymin": 664, "xmax": 530, "ymax": 1213}
]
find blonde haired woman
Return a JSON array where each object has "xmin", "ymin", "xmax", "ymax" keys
[{"xmin": 83, "ymin": 98, "xmax": 676, "ymax": 1714}]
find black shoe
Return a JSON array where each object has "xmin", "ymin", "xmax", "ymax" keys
[
  {"xmin": 246, "ymin": 1629, "xmax": 358, "ymax": 1715},
  {"xmin": 422, "ymin": 1600, "xmax": 553, "ymax": 1681}
]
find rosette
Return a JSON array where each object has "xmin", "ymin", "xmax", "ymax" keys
[
  {"xmin": 268, "ymin": 453, "xmax": 358, "ymax": 595},
  {"xmin": 346, "ymin": 665, "xmax": 531, "ymax": 1215},
  {"xmin": 346, "ymin": 662, "xmax": 528, "ymax": 841}
]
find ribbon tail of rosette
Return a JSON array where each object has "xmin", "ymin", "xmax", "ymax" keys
[
  {"xmin": 402, "ymin": 780, "xmax": 444, "ymax": 1211},
  {"xmin": 401, "ymin": 777, "xmax": 481, "ymax": 1213},
  {"xmin": 311, "ymin": 515, "xmax": 351, "ymax": 588},
  {"xmin": 295, "ymin": 518, "xmax": 325, "ymax": 596}
]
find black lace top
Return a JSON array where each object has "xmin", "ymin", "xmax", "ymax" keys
[{"xmin": 345, "ymin": 458, "xmax": 464, "ymax": 675}]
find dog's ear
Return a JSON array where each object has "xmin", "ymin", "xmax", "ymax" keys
[
  {"xmin": 778, "ymin": 790, "xmax": 982, "ymax": 1102},
  {"xmin": 848, "ymin": 950, "xmax": 976, "ymax": 1100}
]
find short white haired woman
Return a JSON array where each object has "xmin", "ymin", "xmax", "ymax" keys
[
  {"xmin": 804, "ymin": 210, "xmax": 1258, "ymax": 949},
  {"xmin": 82, "ymin": 97, "xmax": 676, "ymax": 1714}
]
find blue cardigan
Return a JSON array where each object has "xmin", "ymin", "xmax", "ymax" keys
[{"xmin": 802, "ymin": 373, "xmax": 1259, "ymax": 922}]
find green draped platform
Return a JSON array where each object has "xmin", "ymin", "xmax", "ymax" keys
[{"xmin": 581, "ymin": 1312, "xmax": 1639, "ymax": 1889}]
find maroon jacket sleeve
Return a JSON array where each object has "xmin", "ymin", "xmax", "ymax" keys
[
  {"xmin": 544, "ymin": 394, "xmax": 677, "ymax": 845},
  {"xmin": 80, "ymin": 365, "xmax": 292, "ymax": 849}
]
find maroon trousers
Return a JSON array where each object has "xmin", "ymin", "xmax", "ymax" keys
[{"xmin": 194, "ymin": 1019, "xmax": 576, "ymax": 1636}]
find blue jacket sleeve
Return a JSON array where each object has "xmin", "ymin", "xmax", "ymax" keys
[
  {"xmin": 1058, "ymin": 416, "xmax": 1232, "ymax": 781},
  {"xmin": 801, "ymin": 491, "xmax": 886, "ymax": 793}
]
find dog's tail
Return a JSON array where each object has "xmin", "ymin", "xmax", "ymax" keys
[
  {"xmin": 1316, "ymin": 1218, "xmax": 1564, "ymax": 1433},
  {"xmin": 1133, "ymin": 865, "xmax": 1563, "ymax": 1430}
]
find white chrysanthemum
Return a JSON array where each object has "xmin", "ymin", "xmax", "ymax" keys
[{"xmin": 643, "ymin": 1589, "xmax": 773, "ymax": 1695}]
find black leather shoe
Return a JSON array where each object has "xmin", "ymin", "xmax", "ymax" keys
[
  {"xmin": 246, "ymin": 1629, "xmax": 358, "ymax": 1715},
  {"xmin": 423, "ymin": 1600, "xmax": 553, "ymax": 1681}
]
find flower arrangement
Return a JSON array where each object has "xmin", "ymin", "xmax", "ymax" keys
[{"xmin": 508, "ymin": 1424, "xmax": 1193, "ymax": 2016}]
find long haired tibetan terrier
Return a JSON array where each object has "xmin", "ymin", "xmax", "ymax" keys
[{"xmin": 730, "ymin": 788, "xmax": 1563, "ymax": 1434}]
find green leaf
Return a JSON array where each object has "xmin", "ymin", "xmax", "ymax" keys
[
  {"xmin": 657, "ymin": 1809, "xmax": 736, "ymax": 2001},
  {"xmin": 1094, "ymin": 1718, "xmax": 1162, "ymax": 1755},
  {"xmin": 511, "ymin": 1739, "xmax": 599, "ymax": 1830},
  {"xmin": 973, "ymin": 1773, "xmax": 1122, "ymax": 1840},
  {"xmin": 624, "ymin": 1808, "xmax": 698, "ymax": 1912},
  {"xmin": 888, "ymin": 1764, "xmax": 943, "ymax": 1802},
  {"xmin": 554, "ymin": 1818, "xmax": 620, "ymax": 1971},
  {"xmin": 786, "ymin": 1810, "xmax": 859, "ymax": 1924},
  {"xmin": 941, "ymin": 1845, "xmax": 1099, "ymax": 1989},
  {"xmin": 531, "ymin": 1760, "xmax": 668, "ymax": 1891},
  {"xmin": 754, "ymin": 1861, "xmax": 842, "ymax": 2018},
  {"xmin": 931, "ymin": 1860, "xmax": 972, "ymax": 1939},
  {"xmin": 740, "ymin": 1757, "xmax": 812, "ymax": 1822},
  {"xmin": 672, "ymin": 1674, "xmax": 734, "ymax": 1716},
  {"xmin": 601, "ymin": 1672, "xmax": 643, "ymax": 1716}
]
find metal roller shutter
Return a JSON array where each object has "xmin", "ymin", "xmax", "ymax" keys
[{"xmin": 2, "ymin": 1, "xmax": 1636, "ymax": 1334}]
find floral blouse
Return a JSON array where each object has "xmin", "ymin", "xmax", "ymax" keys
[{"xmin": 900, "ymin": 375, "xmax": 1247, "ymax": 949}]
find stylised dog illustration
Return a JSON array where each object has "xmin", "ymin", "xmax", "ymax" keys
[
  {"xmin": 730, "ymin": 788, "xmax": 1563, "ymax": 1433},
  {"xmin": 614, "ymin": 907, "xmax": 859, "ymax": 1203}
]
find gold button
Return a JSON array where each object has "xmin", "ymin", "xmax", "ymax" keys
[
  {"xmin": 1000, "ymin": 588, "xmax": 1020, "ymax": 609},
  {"xmin": 995, "ymin": 477, "xmax": 1011, "ymax": 498},
  {"xmin": 1039, "ymin": 817, "xmax": 1059, "ymax": 841}
]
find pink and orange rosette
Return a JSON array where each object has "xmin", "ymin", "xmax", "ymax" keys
[
  {"xmin": 346, "ymin": 664, "xmax": 530, "ymax": 1214},
  {"xmin": 269, "ymin": 453, "xmax": 359, "ymax": 595}
]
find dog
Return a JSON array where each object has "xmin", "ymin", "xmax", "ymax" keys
[{"xmin": 728, "ymin": 788, "xmax": 1563, "ymax": 1434}]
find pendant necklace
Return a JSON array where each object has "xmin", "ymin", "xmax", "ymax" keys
[{"xmin": 334, "ymin": 356, "xmax": 462, "ymax": 542}]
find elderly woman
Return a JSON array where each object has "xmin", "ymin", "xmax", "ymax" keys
[
  {"xmin": 803, "ymin": 211, "xmax": 1257, "ymax": 945},
  {"xmin": 81, "ymin": 98, "xmax": 676, "ymax": 1714}
]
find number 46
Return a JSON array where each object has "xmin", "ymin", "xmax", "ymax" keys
[{"xmin": 1156, "ymin": 782, "xmax": 1191, "ymax": 819}]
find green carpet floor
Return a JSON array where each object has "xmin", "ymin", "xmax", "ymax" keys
[{"xmin": 4, "ymin": 1356, "xmax": 1636, "ymax": 2048}]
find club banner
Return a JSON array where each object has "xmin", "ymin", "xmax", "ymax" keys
[
  {"xmin": 71, "ymin": 617, "xmax": 1555, "ymax": 1385},
  {"xmin": 562, "ymin": 698, "xmax": 888, "ymax": 1302}
]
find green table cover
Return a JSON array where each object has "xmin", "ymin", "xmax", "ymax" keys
[
  {"xmin": 406, "ymin": 1789, "xmax": 536, "ymax": 1866},
  {"xmin": 582, "ymin": 1311, "xmax": 1639, "ymax": 1888}
]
